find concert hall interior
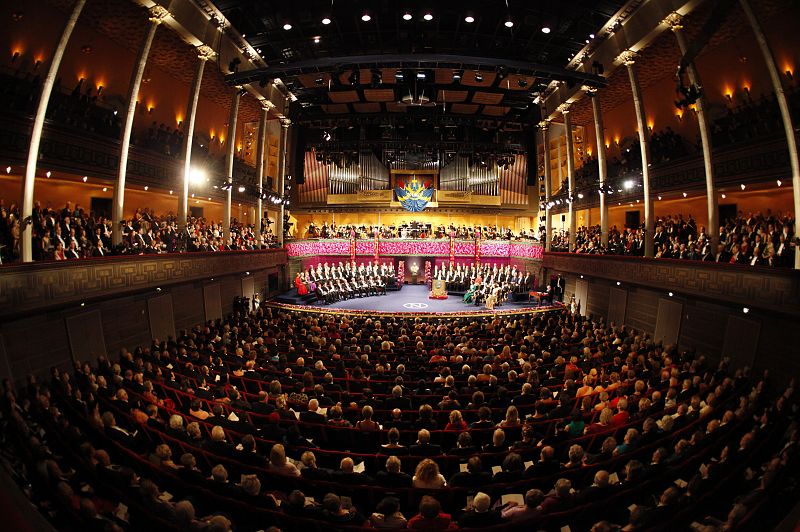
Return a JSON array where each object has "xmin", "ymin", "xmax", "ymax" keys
[{"xmin": 1, "ymin": 0, "xmax": 800, "ymax": 531}]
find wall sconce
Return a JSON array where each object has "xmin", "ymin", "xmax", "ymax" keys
[
  {"xmin": 148, "ymin": 106, "xmax": 154, "ymax": 114},
  {"xmin": 11, "ymin": 51, "xmax": 20, "ymax": 63},
  {"xmin": 676, "ymin": 111, "xmax": 683, "ymax": 122},
  {"xmin": 787, "ymin": 70, "xmax": 794, "ymax": 81},
  {"xmin": 743, "ymin": 86, "xmax": 751, "ymax": 97},
  {"xmin": 177, "ymin": 120, "xmax": 183, "ymax": 128},
  {"xmin": 33, "ymin": 60, "xmax": 41, "ymax": 71},
  {"xmin": 725, "ymin": 93, "xmax": 732, "ymax": 102},
  {"xmin": 97, "ymin": 85, "xmax": 104, "ymax": 94}
]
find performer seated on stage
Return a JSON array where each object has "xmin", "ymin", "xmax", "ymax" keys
[
  {"xmin": 294, "ymin": 273, "xmax": 309, "ymax": 296},
  {"xmin": 463, "ymin": 283, "xmax": 477, "ymax": 303},
  {"xmin": 307, "ymin": 262, "xmax": 390, "ymax": 302}
]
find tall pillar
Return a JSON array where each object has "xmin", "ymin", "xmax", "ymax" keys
[
  {"xmin": 276, "ymin": 119, "xmax": 290, "ymax": 246},
  {"xmin": 222, "ymin": 89, "xmax": 241, "ymax": 246},
  {"xmin": 739, "ymin": 0, "xmax": 800, "ymax": 269},
  {"xmin": 619, "ymin": 50, "xmax": 654, "ymax": 257},
  {"xmin": 20, "ymin": 0, "xmax": 87, "ymax": 262},
  {"xmin": 540, "ymin": 120, "xmax": 553, "ymax": 251},
  {"xmin": 254, "ymin": 106, "xmax": 268, "ymax": 243},
  {"xmin": 561, "ymin": 104, "xmax": 576, "ymax": 251},
  {"xmin": 112, "ymin": 6, "xmax": 169, "ymax": 247},
  {"xmin": 589, "ymin": 91, "xmax": 609, "ymax": 247},
  {"xmin": 665, "ymin": 13, "xmax": 718, "ymax": 251},
  {"xmin": 178, "ymin": 45, "xmax": 215, "ymax": 231}
]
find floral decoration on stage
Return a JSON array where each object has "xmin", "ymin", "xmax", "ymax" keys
[
  {"xmin": 285, "ymin": 239, "xmax": 545, "ymax": 259},
  {"xmin": 266, "ymin": 301, "xmax": 560, "ymax": 318},
  {"xmin": 424, "ymin": 260, "xmax": 431, "ymax": 287}
]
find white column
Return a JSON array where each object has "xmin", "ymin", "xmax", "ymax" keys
[
  {"xmin": 178, "ymin": 45, "xmax": 215, "ymax": 231},
  {"xmin": 739, "ymin": 0, "xmax": 800, "ymax": 268},
  {"xmin": 276, "ymin": 119, "xmax": 290, "ymax": 246},
  {"xmin": 255, "ymin": 106, "xmax": 268, "ymax": 243},
  {"xmin": 620, "ymin": 50, "xmax": 654, "ymax": 257},
  {"xmin": 590, "ymin": 91, "xmax": 609, "ymax": 247},
  {"xmin": 20, "ymin": 0, "xmax": 87, "ymax": 262},
  {"xmin": 562, "ymin": 105, "xmax": 576, "ymax": 251},
  {"xmin": 222, "ymin": 89, "xmax": 241, "ymax": 245},
  {"xmin": 665, "ymin": 13, "xmax": 718, "ymax": 251},
  {"xmin": 112, "ymin": 6, "xmax": 169, "ymax": 247},
  {"xmin": 540, "ymin": 121, "xmax": 553, "ymax": 251}
]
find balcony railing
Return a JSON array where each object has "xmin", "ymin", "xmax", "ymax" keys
[
  {"xmin": 0, "ymin": 249, "xmax": 287, "ymax": 319},
  {"xmin": 542, "ymin": 251, "xmax": 800, "ymax": 316}
]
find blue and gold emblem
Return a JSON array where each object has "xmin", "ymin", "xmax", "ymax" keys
[{"xmin": 395, "ymin": 176, "xmax": 434, "ymax": 212}]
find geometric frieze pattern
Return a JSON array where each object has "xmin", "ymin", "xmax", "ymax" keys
[
  {"xmin": 0, "ymin": 250, "xmax": 287, "ymax": 319},
  {"xmin": 543, "ymin": 253, "xmax": 800, "ymax": 317}
]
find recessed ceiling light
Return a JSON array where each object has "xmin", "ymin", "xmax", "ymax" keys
[
  {"xmin": 321, "ymin": 17, "xmax": 331, "ymax": 25},
  {"xmin": 362, "ymin": 13, "xmax": 371, "ymax": 22},
  {"xmin": 423, "ymin": 13, "xmax": 433, "ymax": 21},
  {"xmin": 465, "ymin": 15, "xmax": 475, "ymax": 23},
  {"xmin": 403, "ymin": 12, "xmax": 412, "ymax": 21},
  {"xmin": 541, "ymin": 26, "xmax": 551, "ymax": 34},
  {"xmin": 283, "ymin": 23, "xmax": 292, "ymax": 30},
  {"xmin": 505, "ymin": 20, "xmax": 514, "ymax": 28}
]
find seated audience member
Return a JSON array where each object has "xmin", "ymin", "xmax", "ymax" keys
[
  {"xmin": 410, "ymin": 429, "xmax": 442, "ymax": 457},
  {"xmin": 376, "ymin": 456, "xmax": 413, "ymax": 488},
  {"xmin": 408, "ymin": 496, "xmax": 457, "ymax": 531},
  {"xmin": 370, "ymin": 496, "xmax": 408, "ymax": 529},
  {"xmin": 268, "ymin": 443, "xmax": 300, "ymax": 476},
  {"xmin": 501, "ymin": 488, "xmax": 545, "ymax": 522},
  {"xmin": 449, "ymin": 456, "xmax": 492, "ymax": 488},
  {"xmin": 458, "ymin": 492, "xmax": 503, "ymax": 528},
  {"xmin": 540, "ymin": 478, "xmax": 575, "ymax": 514},
  {"xmin": 413, "ymin": 458, "xmax": 446, "ymax": 489}
]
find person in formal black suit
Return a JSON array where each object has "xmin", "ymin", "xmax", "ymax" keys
[
  {"xmin": 236, "ymin": 434, "xmax": 268, "ymax": 471},
  {"xmin": 177, "ymin": 453, "xmax": 206, "ymax": 484},
  {"xmin": 457, "ymin": 492, "xmax": 503, "ymax": 528},
  {"xmin": 525, "ymin": 445, "xmax": 561, "ymax": 478},
  {"xmin": 375, "ymin": 456, "xmax": 413, "ymax": 488},
  {"xmin": 299, "ymin": 451, "xmax": 332, "ymax": 481},
  {"xmin": 331, "ymin": 457, "xmax": 373, "ymax": 485},
  {"xmin": 384, "ymin": 385, "xmax": 413, "ymax": 411},
  {"xmin": 410, "ymin": 429, "xmax": 442, "ymax": 457},
  {"xmin": 299, "ymin": 398, "xmax": 327, "ymax": 424},
  {"xmin": 448, "ymin": 456, "xmax": 492, "ymax": 488},
  {"xmin": 578, "ymin": 470, "xmax": 614, "ymax": 504}
]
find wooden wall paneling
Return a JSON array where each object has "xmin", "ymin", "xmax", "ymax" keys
[
  {"xmin": 587, "ymin": 281, "xmax": 610, "ymax": 320},
  {"xmin": 203, "ymin": 284, "xmax": 223, "ymax": 323},
  {"xmin": 754, "ymin": 315, "xmax": 800, "ymax": 378},
  {"xmin": 654, "ymin": 298, "xmax": 683, "ymax": 347},
  {"xmin": 0, "ymin": 314, "xmax": 72, "ymax": 382},
  {"xmin": 722, "ymin": 316, "xmax": 760, "ymax": 370},
  {"xmin": 219, "ymin": 277, "xmax": 243, "ymax": 316},
  {"xmin": 66, "ymin": 311, "xmax": 107, "ymax": 363},
  {"xmin": 574, "ymin": 278, "xmax": 589, "ymax": 317},
  {"xmin": 0, "ymin": 334, "xmax": 11, "ymax": 383},
  {"xmin": 172, "ymin": 283, "xmax": 205, "ymax": 332},
  {"xmin": 607, "ymin": 287, "xmax": 628, "ymax": 326},
  {"xmin": 625, "ymin": 288, "xmax": 660, "ymax": 335},
  {"xmin": 148, "ymin": 294, "xmax": 176, "ymax": 342},
  {"xmin": 101, "ymin": 297, "xmax": 151, "ymax": 356},
  {"xmin": 679, "ymin": 300, "xmax": 729, "ymax": 360},
  {"xmin": 242, "ymin": 276, "xmax": 255, "ymax": 302}
]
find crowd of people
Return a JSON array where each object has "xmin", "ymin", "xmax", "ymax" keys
[
  {"xmin": 3, "ymin": 303, "xmax": 798, "ymax": 531},
  {"xmin": 0, "ymin": 200, "xmax": 278, "ymax": 263},
  {"xmin": 549, "ymin": 211, "xmax": 796, "ymax": 267},
  {"xmin": 305, "ymin": 222, "xmax": 539, "ymax": 241},
  {"xmin": 295, "ymin": 262, "xmax": 394, "ymax": 303}
]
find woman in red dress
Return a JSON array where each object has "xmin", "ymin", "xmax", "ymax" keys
[{"xmin": 294, "ymin": 273, "xmax": 308, "ymax": 296}]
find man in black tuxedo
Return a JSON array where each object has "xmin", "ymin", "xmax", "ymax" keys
[
  {"xmin": 299, "ymin": 399, "xmax": 327, "ymax": 424},
  {"xmin": 409, "ymin": 429, "xmax": 442, "ymax": 457}
]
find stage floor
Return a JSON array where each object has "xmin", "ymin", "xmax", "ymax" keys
[{"xmin": 270, "ymin": 285, "xmax": 560, "ymax": 317}]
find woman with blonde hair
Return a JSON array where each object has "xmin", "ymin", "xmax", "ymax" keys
[
  {"xmin": 412, "ymin": 458, "xmax": 446, "ymax": 489},
  {"xmin": 498, "ymin": 405, "xmax": 520, "ymax": 428},
  {"xmin": 445, "ymin": 410, "xmax": 467, "ymax": 431}
]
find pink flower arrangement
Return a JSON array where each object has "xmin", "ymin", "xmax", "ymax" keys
[{"xmin": 287, "ymin": 239, "xmax": 543, "ymax": 259}]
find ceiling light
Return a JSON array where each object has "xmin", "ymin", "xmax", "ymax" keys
[
  {"xmin": 742, "ymin": 307, "xmax": 749, "ymax": 314},
  {"xmin": 668, "ymin": 292, "xmax": 674, "ymax": 297},
  {"xmin": 682, "ymin": 192, "xmax": 687, "ymax": 197},
  {"xmin": 416, "ymin": 71, "xmax": 426, "ymax": 80},
  {"xmin": 313, "ymin": 36, "xmax": 320, "ymax": 44},
  {"xmin": 144, "ymin": 186, "xmax": 148, "ymax": 191},
  {"xmin": 616, "ymin": 281, "xmax": 621, "ymax": 286},
  {"xmin": 423, "ymin": 13, "xmax": 433, "ymax": 21},
  {"xmin": 46, "ymin": 171, "xmax": 51, "ymax": 178},
  {"xmin": 395, "ymin": 69, "xmax": 404, "ymax": 81},
  {"xmin": 721, "ymin": 193, "xmax": 727, "ymax": 199},
  {"xmin": 740, "ymin": 183, "xmax": 746, "ymax": 190},
  {"xmin": 321, "ymin": 17, "xmax": 331, "ymax": 25},
  {"xmin": 82, "ymin": 176, "xmax": 88, "ymax": 182},
  {"xmin": 403, "ymin": 12, "xmax": 412, "ymax": 21},
  {"xmin": 361, "ymin": 13, "xmax": 371, "ymax": 22},
  {"xmin": 541, "ymin": 26, "xmax": 551, "ymax": 34},
  {"xmin": 238, "ymin": 185, "xmax": 246, "ymax": 192},
  {"xmin": 657, "ymin": 196, "xmax": 662, "ymax": 200},
  {"xmin": 102, "ymin": 187, "xmax": 107, "ymax": 192},
  {"xmin": 505, "ymin": 20, "xmax": 514, "ymax": 28},
  {"xmin": 777, "ymin": 179, "xmax": 782, "ymax": 187},
  {"xmin": 169, "ymin": 190, "xmax": 173, "ymax": 194},
  {"xmin": 465, "ymin": 15, "xmax": 475, "ymax": 23},
  {"xmin": 283, "ymin": 23, "xmax": 292, "ymax": 30},
  {"xmin": 590, "ymin": 34, "xmax": 595, "ymax": 39}
]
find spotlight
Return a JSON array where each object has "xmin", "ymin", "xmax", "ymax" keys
[
  {"xmin": 313, "ymin": 36, "xmax": 320, "ymax": 44},
  {"xmin": 283, "ymin": 23, "xmax": 292, "ymax": 30},
  {"xmin": 238, "ymin": 185, "xmax": 246, "ymax": 192},
  {"xmin": 721, "ymin": 193, "xmax": 727, "ymax": 199},
  {"xmin": 668, "ymin": 292, "xmax": 674, "ymax": 297},
  {"xmin": 740, "ymin": 183, "xmax": 746, "ymax": 190},
  {"xmin": 423, "ymin": 13, "xmax": 433, "ymax": 21},
  {"xmin": 322, "ymin": 17, "xmax": 331, "ymax": 25},
  {"xmin": 742, "ymin": 307, "xmax": 750, "ymax": 314},
  {"xmin": 541, "ymin": 26, "xmax": 551, "ymax": 33},
  {"xmin": 82, "ymin": 176, "xmax": 88, "ymax": 182},
  {"xmin": 46, "ymin": 171, "xmax": 51, "ymax": 178},
  {"xmin": 416, "ymin": 71, "xmax": 426, "ymax": 81},
  {"xmin": 102, "ymin": 187, "xmax": 108, "ymax": 192},
  {"xmin": 144, "ymin": 186, "xmax": 148, "ymax": 191},
  {"xmin": 623, "ymin": 180, "xmax": 634, "ymax": 190},
  {"xmin": 5, "ymin": 166, "xmax": 10, "ymax": 174},
  {"xmin": 403, "ymin": 12, "xmax": 412, "ymax": 21},
  {"xmin": 465, "ymin": 15, "xmax": 475, "ymax": 23},
  {"xmin": 504, "ymin": 20, "xmax": 513, "ymax": 28},
  {"xmin": 189, "ymin": 168, "xmax": 206, "ymax": 185},
  {"xmin": 361, "ymin": 13, "xmax": 371, "ymax": 22}
]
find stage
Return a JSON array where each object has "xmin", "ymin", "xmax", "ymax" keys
[{"xmin": 269, "ymin": 284, "xmax": 560, "ymax": 317}]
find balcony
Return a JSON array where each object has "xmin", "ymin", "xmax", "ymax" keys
[
  {"xmin": 0, "ymin": 249, "xmax": 287, "ymax": 319},
  {"xmin": 542, "ymin": 252, "xmax": 800, "ymax": 316}
]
